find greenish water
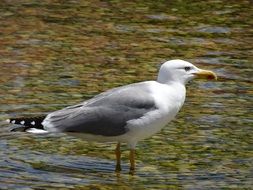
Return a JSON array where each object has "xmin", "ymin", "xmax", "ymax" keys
[{"xmin": 0, "ymin": 0, "xmax": 252, "ymax": 189}]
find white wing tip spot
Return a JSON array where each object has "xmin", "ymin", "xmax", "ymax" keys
[
  {"xmin": 20, "ymin": 121, "xmax": 25, "ymax": 125},
  {"xmin": 31, "ymin": 121, "xmax": 35, "ymax": 125},
  {"xmin": 11, "ymin": 120, "xmax": 16, "ymax": 124}
]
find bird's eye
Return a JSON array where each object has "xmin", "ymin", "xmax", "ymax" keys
[{"xmin": 184, "ymin": 66, "xmax": 191, "ymax": 71}]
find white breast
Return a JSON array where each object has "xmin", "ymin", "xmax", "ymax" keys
[{"xmin": 125, "ymin": 81, "xmax": 186, "ymax": 145}]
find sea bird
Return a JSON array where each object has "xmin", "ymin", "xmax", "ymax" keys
[{"xmin": 7, "ymin": 59, "xmax": 217, "ymax": 173}]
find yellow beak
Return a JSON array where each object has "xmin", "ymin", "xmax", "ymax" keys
[{"xmin": 194, "ymin": 69, "xmax": 217, "ymax": 80}]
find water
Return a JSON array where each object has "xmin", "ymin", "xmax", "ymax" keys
[{"xmin": 0, "ymin": 0, "xmax": 252, "ymax": 189}]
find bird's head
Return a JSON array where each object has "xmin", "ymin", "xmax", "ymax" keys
[{"xmin": 157, "ymin": 59, "xmax": 217, "ymax": 85}]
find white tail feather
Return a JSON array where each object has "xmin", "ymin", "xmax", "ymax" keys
[{"xmin": 26, "ymin": 128, "xmax": 48, "ymax": 134}]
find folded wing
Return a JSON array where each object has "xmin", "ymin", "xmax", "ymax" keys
[{"xmin": 43, "ymin": 82, "xmax": 157, "ymax": 136}]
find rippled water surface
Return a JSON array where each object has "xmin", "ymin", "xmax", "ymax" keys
[{"xmin": 0, "ymin": 0, "xmax": 252, "ymax": 189}]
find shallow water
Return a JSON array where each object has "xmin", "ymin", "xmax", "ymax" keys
[{"xmin": 0, "ymin": 0, "xmax": 252, "ymax": 189}]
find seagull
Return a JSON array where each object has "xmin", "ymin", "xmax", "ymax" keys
[{"xmin": 7, "ymin": 59, "xmax": 217, "ymax": 173}]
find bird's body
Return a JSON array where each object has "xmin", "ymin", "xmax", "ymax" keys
[
  {"xmin": 7, "ymin": 59, "xmax": 217, "ymax": 173},
  {"xmin": 61, "ymin": 81, "xmax": 185, "ymax": 149}
]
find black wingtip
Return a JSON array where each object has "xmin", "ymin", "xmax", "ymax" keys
[
  {"xmin": 7, "ymin": 116, "xmax": 46, "ymax": 132},
  {"xmin": 8, "ymin": 118, "xmax": 27, "ymax": 125}
]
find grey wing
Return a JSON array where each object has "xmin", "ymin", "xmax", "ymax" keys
[{"xmin": 43, "ymin": 82, "xmax": 157, "ymax": 136}]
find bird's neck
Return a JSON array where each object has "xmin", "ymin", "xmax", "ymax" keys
[
  {"xmin": 157, "ymin": 79, "xmax": 186, "ymax": 89},
  {"xmin": 166, "ymin": 81, "xmax": 186, "ymax": 95},
  {"xmin": 157, "ymin": 74, "xmax": 186, "ymax": 85},
  {"xmin": 163, "ymin": 81, "xmax": 186, "ymax": 105},
  {"xmin": 151, "ymin": 81, "xmax": 186, "ymax": 116}
]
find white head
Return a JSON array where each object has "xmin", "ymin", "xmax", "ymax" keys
[{"xmin": 157, "ymin": 59, "xmax": 217, "ymax": 85}]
